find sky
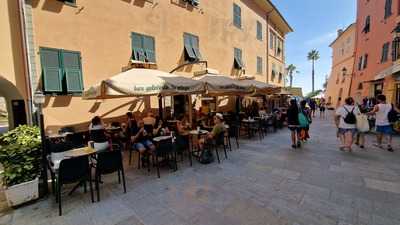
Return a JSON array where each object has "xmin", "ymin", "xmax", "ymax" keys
[{"xmin": 273, "ymin": 0, "xmax": 357, "ymax": 95}]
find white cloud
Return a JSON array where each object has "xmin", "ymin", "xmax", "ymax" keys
[{"xmin": 305, "ymin": 31, "xmax": 337, "ymax": 47}]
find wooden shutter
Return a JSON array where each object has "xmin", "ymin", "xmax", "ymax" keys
[
  {"xmin": 184, "ymin": 33, "xmax": 196, "ymax": 60},
  {"xmin": 233, "ymin": 4, "xmax": 241, "ymax": 28},
  {"xmin": 257, "ymin": 21, "xmax": 262, "ymax": 40},
  {"xmin": 132, "ymin": 33, "xmax": 145, "ymax": 61},
  {"xmin": 62, "ymin": 51, "xmax": 83, "ymax": 92},
  {"xmin": 385, "ymin": 0, "xmax": 392, "ymax": 18},
  {"xmin": 40, "ymin": 48, "xmax": 63, "ymax": 92},
  {"xmin": 191, "ymin": 35, "xmax": 202, "ymax": 60},
  {"xmin": 143, "ymin": 35, "xmax": 156, "ymax": 63},
  {"xmin": 257, "ymin": 56, "xmax": 262, "ymax": 74}
]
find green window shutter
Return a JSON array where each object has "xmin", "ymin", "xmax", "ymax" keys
[
  {"xmin": 184, "ymin": 33, "xmax": 196, "ymax": 60},
  {"xmin": 385, "ymin": 0, "xmax": 392, "ymax": 19},
  {"xmin": 143, "ymin": 35, "xmax": 156, "ymax": 63},
  {"xmin": 234, "ymin": 48, "xmax": 243, "ymax": 69},
  {"xmin": 233, "ymin": 4, "xmax": 241, "ymax": 28},
  {"xmin": 257, "ymin": 21, "xmax": 262, "ymax": 40},
  {"xmin": 257, "ymin": 56, "xmax": 262, "ymax": 74},
  {"xmin": 62, "ymin": 51, "xmax": 83, "ymax": 92},
  {"xmin": 131, "ymin": 33, "xmax": 146, "ymax": 61},
  {"xmin": 191, "ymin": 35, "xmax": 202, "ymax": 60},
  {"xmin": 40, "ymin": 48, "xmax": 63, "ymax": 92}
]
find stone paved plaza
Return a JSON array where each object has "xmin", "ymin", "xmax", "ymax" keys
[{"xmin": 2, "ymin": 113, "xmax": 400, "ymax": 225}]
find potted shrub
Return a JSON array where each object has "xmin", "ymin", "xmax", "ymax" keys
[{"xmin": 0, "ymin": 125, "xmax": 41, "ymax": 207}]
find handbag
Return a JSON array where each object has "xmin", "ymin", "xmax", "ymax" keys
[
  {"xmin": 198, "ymin": 149, "xmax": 214, "ymax": 164},
  {"xmin": 356, "ymin": 114, "xmax": 369, "ymax": 132}
]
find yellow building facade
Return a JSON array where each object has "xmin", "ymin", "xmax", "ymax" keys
[
  {"xmin": 326, "ymin": 23, "xmax": 356, "ymax": 108},
  {"xmin": 1, "ymin": 0, "xmax": 291, "ymax": 131}
]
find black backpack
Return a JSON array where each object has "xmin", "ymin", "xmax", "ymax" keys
[
  {"xmin": 198, "ymin": 149, "xmax": 214, "ymax": 164},
  {"xmin": 343, "ymin": 107, "xmax": 356, "ymax": 124},
  {"xmin": 388, "ymin": 104, "xmax": 398, "ymax": 123}
]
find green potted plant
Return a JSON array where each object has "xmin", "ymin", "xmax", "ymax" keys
[{"xmin": 0, "ymin": 125, "xmax": 41, "ymax": 206}]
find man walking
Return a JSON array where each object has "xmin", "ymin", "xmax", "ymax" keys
[{"xmin": 368, "ymin": 94, "xmax": 394, "ymax": 152}]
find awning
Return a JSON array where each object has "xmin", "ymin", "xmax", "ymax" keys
[
  {"xmin": 374, "ymin": 63, "xmax": 400, "ymax": 80},
  {"xmin": 237, "ymin": 78, "xmax": 281, "ymax": 95},
  {"xmin": 82, "ymin": 68, "xmax": 204, "ymax": 99},
  {"xmin": 193, "ymin": 73, "xmax": 252, "ymax": 95}
]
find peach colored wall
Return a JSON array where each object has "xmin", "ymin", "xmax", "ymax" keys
[
  {"xmin": 326, "ymin": 24, "xmax": 356, "ymax": 107},
  {"xmin": 350, "ymin": 0, "xmax": 398, "ymax": 102},
  {"xmin": 0, "ymin": 0, "xmax": 29, "ymax": 128},
  {"xmin": 28, "ymin": 0, "xmax": 288, "ymax": 131}
]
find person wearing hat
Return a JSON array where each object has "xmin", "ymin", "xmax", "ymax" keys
[{"xmin": 207, "ymin": 113, "xmax": 225, "ymax": 139}]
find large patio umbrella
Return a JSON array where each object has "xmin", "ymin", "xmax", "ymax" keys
[
  {"xmin": 193, "ymin": 73, "xmax": 252, "ymax": 95},
  {"xmin": 238, "ymin": 79, "xmax": 281, "ymax": 95},
  {"xmin": 82, "ymin": 68, "xmax": 205, "ymax": 99}
]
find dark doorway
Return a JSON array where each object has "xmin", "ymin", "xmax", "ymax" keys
[
  {"xmin": 173, "ymin": 95, "xmax": 187, "ymax": 118},
  {"xmin": 11, "ymin": 100, "xmax": 27, "ymax": 127}
]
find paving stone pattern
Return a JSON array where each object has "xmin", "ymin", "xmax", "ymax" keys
[{"xmin": 2, "ymin": 112, "xmax": 400, "ymax": 225}]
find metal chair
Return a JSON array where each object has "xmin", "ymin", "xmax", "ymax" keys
[
  {"xmin": 95, "ymin": 147, "xmax": 126, "ymax": 202},
  {"xmin": 56, "ymin": 155, "xmax": 94, "ymax": 216}
]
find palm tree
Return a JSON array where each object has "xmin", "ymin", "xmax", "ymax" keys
[
  {"xmin": 286, "ymin": 64, "xmax": 299, "ymax": 88},
  {"xmin": 307, "ymin": 49, "xmax": 320, "ymax": 92}
]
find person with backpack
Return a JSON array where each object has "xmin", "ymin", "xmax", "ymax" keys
[
  {"xmin": 287, "ymin": 99, "xmax": 301, "ymax": 149},
  {"xmin": 299, "ymin": 100, "xmax": 312, "ymax": 143},
  {"xmin": 368, "ymin": 94, "xmax": 395, "ymax": 152},
  {"xmin": 335, "ymin": 97, "xmax": 360, "ymax": 152}
]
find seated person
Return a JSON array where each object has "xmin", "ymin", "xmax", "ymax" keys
[
  {"xmin": 259, "ymin": 107, "xmax": 267, "ymax": 118},
  {"xmin": 199, "ymin": 113, "xmax": 226, "ymax": 150},
  {"xmin": 131, "ymin": 120, "xmax": 156, "ymax": 154},
  {"xmin": 177, "ymin": 115, "xmax": 190, "ymax": 135},
  {"xmin": 153, "ymin": 119, "xmax": 170, "ymax": 136},
  {"xmin": 89, "ymin": 116, "xmax": 110, "ymax": 151}
]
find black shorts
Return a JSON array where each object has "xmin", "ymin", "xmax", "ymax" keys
[
  {"xmin": 320, "ymin": 107, "xmax": 326, "ymax": 112},
  {"xmin": 288, "ymin": 126, "xmax": 300, "ymax": 131}
]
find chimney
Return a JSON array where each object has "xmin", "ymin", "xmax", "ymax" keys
[{"xmin": 337, "ymin": 29, "xmax": 344, "ymax": 37}]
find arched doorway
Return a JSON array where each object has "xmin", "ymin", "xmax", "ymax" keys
[{"xmin": 0, "ymin": 75, "xmax": 27, "ymax": 133}]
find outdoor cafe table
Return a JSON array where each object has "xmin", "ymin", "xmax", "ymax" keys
[
  {"xmin": 242, "ymin": 119, "xmax": 257, "ymax": 138},
  {"xmin": 50, "ymin": 146, "xmax": 97, "ymax": 171},
  {"xmin": 187, "ymin": 130, "xmax": 209, "ymax": 166}
]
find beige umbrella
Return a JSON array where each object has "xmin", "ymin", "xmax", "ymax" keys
[
  {"xmin": 238, "ymin": 79, "xmax": 281, "ymax": 95},
  {"xmin": 193, "ymin": 73, "xmax": 252, "ymax": 95},
  {"xmin": 82, "ymin": 68, "xmax": 205, "ymax": 99}
]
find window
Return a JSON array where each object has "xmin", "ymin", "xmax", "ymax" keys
[
  {"xmin": 392, "ymin": 37, "xmax": 400, "ymax": 61},
  {"xmin": 374, "ymin": 83, "xmax": 383, "ymax": 96},
  {"xmin": 358, "ymin": 56, "xmax": 363, "ymax": 71},
  {"xmin": 358, "ymin": 82, "xmax": 363, "ymax": 90},
  {"xmin": 40, "ymin": 47, "xmax": 83, "ymax": 94},
  {"xmin": 58, "ymin": 0, "xmax": 76, "ymax": 5},
  {"xmin": 381, "ymin": 42, "xmax": 390, "ymax": 63},
  {"xmin": 256, "ymin": 21, "xmax": 262, "ymax": 40},
  {"xmin": 233, "ymin": 3, "xmax": 241, "ymax": 29},
  {"xmin": 363, "ymin": 54, "xmax": 368, "ymax": 69},
  {"xmin": 269, "ymin": 32, "xmax": 274, "ymax": 49},
  {"xmin": 363, "ymin": 16, "xmax": 370, "ymax": 33},
  {"xmin": 183, "ymin": 33, "xmax": 202, "ymax": 61},
  {"xmin": 336, "ymin": 74, "xmax": 340, "ymax": 84},
  {"xmin": 278, "ymin": 66, "xmax": 283, "ymax": 83},
  {"xmin": 385, "ymin": 0, "xmax": 392, "ymax": 19},
  {"xmin": 256, "ymin": 56, "xmax": 262, "ymax": 74},
  {"xmin": 131, "ymin": 32, "xmax": 156, "ymax": 63},
  {"xmin": 271, "ymin": 63, "xmax": 276, "ymax": 81},
  {"xmin": 276, "ymin": 39, "xmax": 282, "ymax": 57},
  {"xmin": 234, "ymin": 48, "xmax": 243, "ymax": 69}
]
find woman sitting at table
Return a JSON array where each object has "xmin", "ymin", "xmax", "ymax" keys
[
  {"xmin": 153, "ymin": 119, "xmax": 170, "ymax": 136},
  {"xmin": 198, "ymin": 113, "xmax": 226, "ymax": 150},
  {"xmin": 131, "ymin": 120, "xmax": 156, "ymax": 155},
  {"xmin": 89, "ymin": 116, "xmax": 110, "ymax": 152},
  {"xmin": 177, "ymin": 115, "xmax": 190, "ymax": 135}
]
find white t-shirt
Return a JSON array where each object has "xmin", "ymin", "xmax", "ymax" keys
[
  {"xmin": 336, "ymin": 105, "xmax": 360, "ymax": 129},
  {"xmin": 375, "ymin": 103, "xmax": 391, "ymax": 126}
]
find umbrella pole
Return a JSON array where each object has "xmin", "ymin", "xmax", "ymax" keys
[
  {"xmin": 188, "ymin": 95, "xmax": 193, "ymax": 128},
  {"xmin": 158, "ymin": 96, "xmax": 163, "ymax": 120}
]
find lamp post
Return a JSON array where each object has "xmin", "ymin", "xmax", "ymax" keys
[{"xmin": 33, "ymin": 91, "xmax": 48, "ymax": 196}]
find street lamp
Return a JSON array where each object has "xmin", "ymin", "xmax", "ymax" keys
[{"xmin": 33, "ymin": 91, "xmax": 48, "ymax": 196}]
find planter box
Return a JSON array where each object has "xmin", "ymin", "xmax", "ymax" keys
[{"xmin": 4, "ymin": 177, "xmax": 39, "ymax": 207}]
